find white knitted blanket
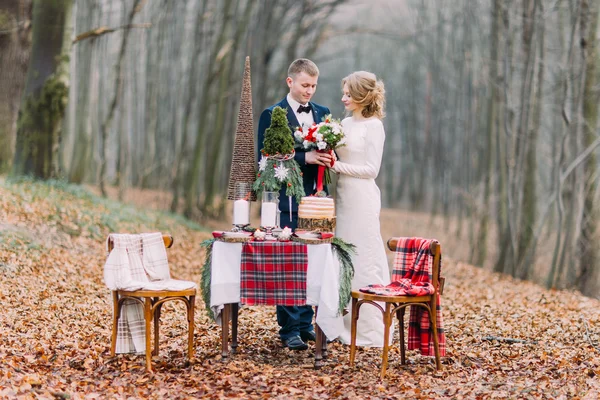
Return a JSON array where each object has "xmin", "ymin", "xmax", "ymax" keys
[{"xmin": 104, "ymin": 233, "xmax": 196, "ymax": 354}]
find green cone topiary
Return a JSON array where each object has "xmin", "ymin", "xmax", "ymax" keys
[{"xmin": 262, "ymin": 106, "xmax": 295, "ymax": 156}]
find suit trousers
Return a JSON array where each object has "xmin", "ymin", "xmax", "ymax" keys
[{"xmin": 276, "ymin": 210, "xmax": 314, "ymax": 339}]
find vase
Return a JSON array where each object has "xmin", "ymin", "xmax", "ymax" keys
[
  {"xmin": 232, "ymin": 182, "xmax": 252, "ymax": 231},
  {"xmin": 260, "ymin": 191, "xmax": 279, "ymax": 238}
]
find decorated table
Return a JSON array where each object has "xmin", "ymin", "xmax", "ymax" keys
[{"xmin": 200, "ymin": 237, "xmax": 354, "ymax": 368}]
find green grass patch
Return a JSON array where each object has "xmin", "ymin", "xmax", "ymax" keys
[{"xmin": 1, "ymin": 177, "xmax": 207, "ymax": 239}]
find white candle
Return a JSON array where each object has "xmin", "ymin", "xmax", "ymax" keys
[
  {"xmin": 261, "ymin": 202, "xmax": 278, "ymax": 227},
  {"xmin": 233, "ymin": 199, "xmax": 250, "ymax": 225}
]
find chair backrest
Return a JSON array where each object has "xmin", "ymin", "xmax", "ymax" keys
[
  {"xmin": 387, "ymin": 237, "xmax": 443, "ymax": 294},
  {"xmin": 107, "ymin": 234, "xmax": 174, "ymax": 253}
]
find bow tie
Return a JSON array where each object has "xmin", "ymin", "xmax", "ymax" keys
[{"xmin": 297, "ymin": 104, "xmax": 312, "ymax": 114}]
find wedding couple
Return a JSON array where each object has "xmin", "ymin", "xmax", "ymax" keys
[{"xmin": 257, "ymin": 58, "xmax": 390, "ymax": 351}]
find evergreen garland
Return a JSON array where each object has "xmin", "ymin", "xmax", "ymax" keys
[
  {"xmin": 332, "ymin": 237, "xmax": 357, "ymax": 315},
  {"xmin": 200, "ymin": 238, "xmax": 217, "ymax": 321},
  {"xmin": 253, "ymin": 158, "xmax": 305, "ymax": 201}
]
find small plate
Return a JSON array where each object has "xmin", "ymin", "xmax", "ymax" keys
[
  {"xmin": 223, "ymin": 231, "xmax": 252, "ymax": 238},
  {"xmin": 294, "ymin": 232, "xmax": 320, "ymax": 239}
]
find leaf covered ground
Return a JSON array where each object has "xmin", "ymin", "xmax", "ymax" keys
[{"xmin": 0, "ymin": 178, "xmax": 599, "ymax": 399}]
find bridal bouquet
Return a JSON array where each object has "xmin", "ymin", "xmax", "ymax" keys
[{"xmin": 294, "ymin": 115, "xmax": 346, "ymax": 193}]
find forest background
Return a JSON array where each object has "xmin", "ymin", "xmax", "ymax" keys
[{"xmin": 1, "ymin": 0, "xmax": 600, "ymax": 298}]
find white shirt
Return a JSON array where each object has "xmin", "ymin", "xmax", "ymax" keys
[{"xmin": 287, "ymin": 94, "xmax": 314, "ymax": 129}]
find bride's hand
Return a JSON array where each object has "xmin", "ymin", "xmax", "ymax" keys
[
  {"xmin": 306, "ymin": 150, "xmax": 332, "ymax": 166},
  {"xmin": 331, "ymin": 151, "xmax": 338, "ymax": 166}
]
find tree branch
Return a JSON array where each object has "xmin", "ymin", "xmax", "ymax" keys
[
  {"xmin": 482, "ymin": 336, "xmax": 539, "ymax": 344},
  {"xmin": 72, "ymin": 23, "xmax": 151, "ymax": 44}
]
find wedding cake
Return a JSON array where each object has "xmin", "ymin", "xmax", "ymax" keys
[{"xmin": 297, "ymin": 196, "xmax": 336, "ymax": 232}]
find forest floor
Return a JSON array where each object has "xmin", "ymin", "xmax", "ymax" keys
[{"xmin": 1, "ymin": 177, "xmax": 599, "ymax": 399}]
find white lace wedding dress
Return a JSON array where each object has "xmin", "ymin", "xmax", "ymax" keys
[{"xmin": 333, "ymin": 116, "xmax": 392, "ymax": 347}]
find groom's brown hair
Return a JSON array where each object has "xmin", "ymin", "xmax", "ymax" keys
[{"xmin": 288, "ymin": 58, "xmax": 319, "ymax": 78}]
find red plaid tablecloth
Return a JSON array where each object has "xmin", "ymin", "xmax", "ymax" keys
[{"xmin": 240, "ymin": 241, "xmax": 308, "ymax": 306}]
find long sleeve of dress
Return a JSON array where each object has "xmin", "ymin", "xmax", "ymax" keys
[{"xmin": 333, "ymin": 121, "xmax": 385, "ymax": 179}]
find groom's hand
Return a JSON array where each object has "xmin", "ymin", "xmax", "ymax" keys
[{"xmin": 306, "ymin": 151, "xmax": 333, "ymax": 166}]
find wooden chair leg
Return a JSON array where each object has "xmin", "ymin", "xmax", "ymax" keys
[
  {"xmin": 398, "ymin": 307, "xmax": 406, "ymax": 365},
  {"xmin": 380, "ymin": 303, "xmax": 392, "ymax": 379},
  {"xmin": 153, "ymin": 301, "xmax": 161, "ymax": 356},
  {"xmin": 429, "ymin": 305, "xmax": 442, "ymax": 371},
  {"xmin": 231, "ymin": 303, "xmax": 238, "ymax": 354},
  {"xmin": 144, "ymin": 298, "xmax": 153, "ymax": 372},
  {"xmin": 349, "ymin": 297, "xmax": 359, "ymax": 367},
  {"xmin": 110, "ymin": 292, "xmax": 119, "ymax": 356},
  {"xmin": 188, "ymin": 295, "xmax": 195, "ymax": 361}
]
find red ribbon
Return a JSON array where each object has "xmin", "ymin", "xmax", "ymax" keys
[
  {"xmin": 315, "ymin": 149, "xmax": 335, "ymax": 193},
  {"xmin": 316, "ymin": 149, "xmax": 329, "ymax": 193},
  {"xmin": 317, "ymin": 165, "xmax": 325, "ymax": 193}
]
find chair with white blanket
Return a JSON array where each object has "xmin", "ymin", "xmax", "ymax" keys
[{"xmin": 105, "ymin": 233, "xmax": 196, "ymax": 371}]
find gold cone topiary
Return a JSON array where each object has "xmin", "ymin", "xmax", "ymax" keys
[{"xmin": 227, "ymin": 56, "xmax": 257, "ymax": 201}]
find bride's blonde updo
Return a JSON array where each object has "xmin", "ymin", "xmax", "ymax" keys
[{"xmin": 342, "ymin": 71, "xmax": 385, "ymax": 119}]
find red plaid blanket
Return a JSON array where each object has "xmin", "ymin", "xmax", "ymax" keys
[
  {"xmin": 360, "ymin": 237, "xmax": 446, "ymax": 356},
  {"xmin": 240, "ymin": 241, "xmax": 308, "ymax": 306}
]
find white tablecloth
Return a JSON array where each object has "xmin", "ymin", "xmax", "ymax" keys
[{"xmin": 210, "ymin": 241, "xmax": 345, "ymax": 340}]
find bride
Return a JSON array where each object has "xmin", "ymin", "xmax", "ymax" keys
[{"xmin": 333, "ymin": 71, "xmax": 391, "ymax": 347}]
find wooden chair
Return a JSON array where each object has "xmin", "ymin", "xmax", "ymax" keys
[
  {"xmin": 107, "ymin": 234, "xmax": 196, "ymax": 372},
  {"xmin": 349, "ymin": 238, "xmax": 444, "ymax": 379}
]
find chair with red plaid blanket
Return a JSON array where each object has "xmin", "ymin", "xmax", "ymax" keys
[{"xmin": 349, "ymin": 237, "xmax": 445, "ymax": 378}]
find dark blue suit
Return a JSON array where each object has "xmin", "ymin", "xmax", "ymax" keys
[{"xmin": 257, "ymin": 96, "xmax": 330, "ymax": 340}]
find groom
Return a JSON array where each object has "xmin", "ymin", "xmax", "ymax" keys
[{"xmin": 256, "ymin": 58, "xmax": 333, "ymax": 351}]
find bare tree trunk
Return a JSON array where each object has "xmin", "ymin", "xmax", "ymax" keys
[
  {"xmin": 201, "ymin": 0, "xmax": 254, "ymax": 215},
  {"xmin": 13, "ymin": 0, "xmax": 72, "ymax": 179},
  {"xmin": 98, "ymin": 0, "xmax": 142, "ymax": 196},
  {"xmin": 553, "ymin": 0, "xmax": 593, "ymax": 289},
  {"xmin": 547, "ymin": 1, "xmax": 583, "ymax": 288},
  {"xmin": 170, "ymin": 0, "xmax": 207, "ymax": 213},
  {"xmin": 474, "ymin": 0, "xmax": 502, "ymax": 267},
  {"xmin": 67, "ymin": 1, "xmax": 96, "ymax": 184},
  {"xmin": 494, "ymin": 1, "xmax": 513, "ymax": 274},
  {"xmin": 517, "ymin": 0, "xmax": 543, "ymax": 279},
  {"xmin": 0, "ymin": 0, "xmax": 32, "ymax": 173},
  {"xmin": 576, "ymin": 0, "xmax": 599, "ymax": 295},
  {"xmin": 184, "ymin": 0, "xmax": 234, "ymax": 218}
]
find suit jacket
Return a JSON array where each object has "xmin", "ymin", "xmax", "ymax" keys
[{"xmin": 257, "ymin": 97, "xmax": 331, "ymax": 213}]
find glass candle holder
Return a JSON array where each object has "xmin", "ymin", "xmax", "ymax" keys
[
  {"xmin": 232, "ymin": 182, "xmax": 252, "ymax": 231},
  {"xmin": 260, "ymin": 191, "xmax": 279, "ymax": 238}
]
